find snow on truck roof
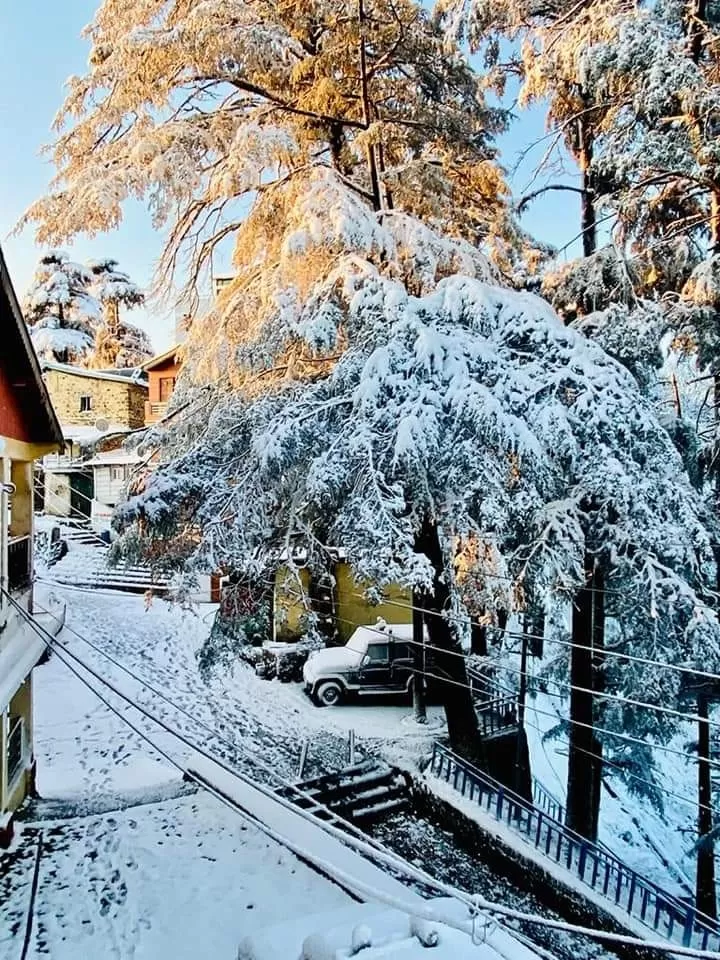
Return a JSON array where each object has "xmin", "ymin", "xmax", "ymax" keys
[{"xmin": 349, "ymin": 623, "xmax": 414, "ymax": 646}]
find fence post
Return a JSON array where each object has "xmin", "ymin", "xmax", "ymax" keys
[
  {"xmin": 627, "ymin": 874, "xmax": 637, "ymax": 915},
  {"xmin": 578, "ymin": 842, "xmax": 588, "ymax": 882},
  {"xmin": 495, "ymin": 787, "xmax": 505, "ymax": 820},
  {"xmin": 681, "ymin": 907, "xmax": 696, "ymax": 949},
  {"xmin": 297, "ymin": 740, "xmax": 309, "ymax": 781},
  {"xmin": 348, "ymin": 729, "xmax": 355, "ymax": 766}
]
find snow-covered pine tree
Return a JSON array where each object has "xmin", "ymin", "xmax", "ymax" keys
[
  {"xmin": 22, "ymin": 0, "xmax": 534, "ymax": 761},
  {"xmin": 22, "ymin": 0, "xmax": 720, "ymax": 786},
  {"xmin": 23, "ymin": 250, "xmax": 100, "ymax": 365},
  {"xmin": 575, "ymin": 2, "xmax": 720, "ymax": 902},
  {"xmin": 87, "ymin": 258, "xmax": 153, "ymax": 368}
]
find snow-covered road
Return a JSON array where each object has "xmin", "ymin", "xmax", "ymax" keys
[
  {"xmin": 0, "ymin": 578, "xmax": 682, "ymax": 960},
  {"xmin": 1, "ymin": 587, "xmax": 359, "ymax": 959}
]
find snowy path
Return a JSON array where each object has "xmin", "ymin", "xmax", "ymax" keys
[
  {"xmin": 1, "ymin": 588, "xmax": 360, "ymax": 959},
  {"xmin": 3, "ymin": 585, "xmax": 622, "ymax": 960}
]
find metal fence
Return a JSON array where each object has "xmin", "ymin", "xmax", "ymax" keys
[{"xmin": 430, "ymin": 742, "xmax": 720, "ymax": 951}]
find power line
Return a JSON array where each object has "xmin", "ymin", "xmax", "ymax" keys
[
  {"xmin": 288, "ymin": 579, "xmax": 720, "ymax": 689},
  {"xmin": 11, "ymin": 591, "xmax": 492, "ymax": 905},
  {"xmin": 13, "ymin": 591, "xmax": 720, "ymax": 958},
  {"xmin": 297, "ymin": 603, "xmax": 720, "ymax": 771},
  {"xmin": 279, "ymin": 584, "xmax": 720, "ymax": 735},
  {"xmin": 35, "ymin": 593, "xmax": 718, "ymax": 826}
]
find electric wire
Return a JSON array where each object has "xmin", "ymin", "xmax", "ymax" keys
[{"xmin": 11, "ymin": 590, "xmax": 720, "ymax": 958}]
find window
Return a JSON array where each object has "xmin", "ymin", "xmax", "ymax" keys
[
  {"xmin": 79, "ymin": 395, "xmax": 92, "ymax": 412},
  {"xmin": 7, "ymin": 716, "xmax": 24, "ymax": 785},
  {"xmin": 392, "ymin": 642, "xmax": 411, "ymax": 661},
  {"xmin": 110, "ymin": 465, "xmax": 127, "ymax": 481},
  {"xmin": 366, "ymin": 643, "xmax": 389, "ymax": 662},
  {"xmin": 159, "ymin": 377, "xmax": 176, "ymax": 402}
]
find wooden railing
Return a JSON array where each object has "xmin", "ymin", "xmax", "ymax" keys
[
  {"xmin": 468, "ymin": 665, "xmax": 519, "ymax": 736},
  {"xmin": 144, "ymin": 401, "xmax": 168, "ymax": 422},
  {"xmin": 430, "ymin": 742, "xmax": 720, "ymax": 951}
]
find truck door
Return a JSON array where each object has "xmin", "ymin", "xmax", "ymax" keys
[
  {"xmin": 389, "ymin": 641, "xmax": 413, "ymax": 689},
  {"xmin": 358, "ymin": 641, "xmax": 392, "ymax": 688}
]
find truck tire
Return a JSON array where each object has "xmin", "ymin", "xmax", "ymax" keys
[{"xmin": 314, "ymin": 681, "xmax": 343, "ymax": 707}]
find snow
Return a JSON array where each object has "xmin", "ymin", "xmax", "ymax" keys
[
  {"xmin": 61, "ymin": 422, "xmax": 134, "ymax": 444},
  {"xmin": 0, "ymin": 625, "xmax": 46, "ymax": 713},
  {"xmin": 2, "ymin": 573, "xmax": 556, "ymax": 960},
  {"xmin": 41, "ymin": 360, "xmax": 147, "ymax": 385},
  {"xmin": 240, "ymin": 901, "xmax": 503, "ymax": 960},
  {"xmin": 0, "ymin": 592, "xmax": 349, "ymax": 958}
]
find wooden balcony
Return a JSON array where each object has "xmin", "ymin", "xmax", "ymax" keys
[{"xmin": 144, "ymin": 401, "xmax": 168, "ymax": 424}]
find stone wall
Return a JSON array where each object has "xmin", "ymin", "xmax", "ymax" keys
[{"xmin": 44, "ymin": 369, "xmax": 147, "ymax": 428}]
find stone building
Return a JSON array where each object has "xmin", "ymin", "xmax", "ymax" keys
[
  {"xmin": 42, "ymin": 362, "xmax": 147, "ymax": 429},
  {"xmin": 39, "ymin": 363, "xmax": 148, "ymax": 524}
]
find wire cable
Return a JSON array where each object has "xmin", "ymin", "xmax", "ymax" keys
[{"xmin": 13, "ymin": 590, "xmax": 720, "ymax": 958}]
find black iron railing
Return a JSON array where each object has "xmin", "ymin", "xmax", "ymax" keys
[
  {"xmin": 8, "ymin": 535, "xmax": 31, "ymax": 594},
  {"xmin": 430, "ymin": 742, "xmax": 720, "ymax": 951}
]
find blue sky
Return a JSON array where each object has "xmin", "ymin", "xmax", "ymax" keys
[{"xmin": 0, "ymin": 1, "xmax": 582, "ymax": 356}]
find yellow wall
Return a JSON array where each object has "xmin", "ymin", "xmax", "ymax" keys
[
  {"xmin": 1, "ymin": 677, "xmax": 33, "ymax": 816},
  {"xmin": 334, "ymin": 564, "xmax": 411, "ymax": 642},
  {"xmin": 273, "ymin": 566, "xmax": 312, "ymax": 641},
  {"xmin": 272, "ymin": 561, "xmax": 411, "ymax": 643}
]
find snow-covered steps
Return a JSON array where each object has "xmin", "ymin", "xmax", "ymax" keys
[
  {"xmin": 41, "ymin": 545, "xmax": 174, "ymax": 596},
  {"xmin": 278, "ymin": 759, "xmax": 411, "ymax": 825}
]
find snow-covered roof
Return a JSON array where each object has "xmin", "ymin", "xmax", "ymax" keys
[
  {"xmin": 0, "ymin": 244, "xmax": 63, "ymax": 447},
  {"xmin": 41, "ymin": 360, "xmax": 148, "ymax": 386},
  {"xmin": 0, "ymin": 623, "xmax": 46, "ymax": 713},
  {"xmin": 61, "ymin": 422, "xmax": 133, "ymax": 443},
  {"xmin": 84, "ymin": 450, "xmax": 143, "ymax": 467},
  {"xmin": 141, "ymin": 345, "xmax": 182, "ymax": 371}
]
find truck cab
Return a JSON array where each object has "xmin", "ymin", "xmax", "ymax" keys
[{"xmin": 303, "ymin": 622, "xmax": 424, "ymax": 706}]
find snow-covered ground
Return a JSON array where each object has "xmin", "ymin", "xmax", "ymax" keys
[
  {"xmin": 0, "ymin": 537, "xmax": 701, "ymax": 958},
  {"xmin": 0, "ymin": 587, "xmax": 357, "ymax": 959}
]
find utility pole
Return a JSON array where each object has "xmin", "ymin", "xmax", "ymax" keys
[
  {"xmin": 696, "ymin": 688, "xmax": 717, "ymax": 918},
  {"xmin": 412, "ymin": 590, "xmax": 427, "ymax": 724}
]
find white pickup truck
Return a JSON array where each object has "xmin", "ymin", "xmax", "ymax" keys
[{"xmin": 302, "ymin": 622, "xmax": 431, "ymax": 706}]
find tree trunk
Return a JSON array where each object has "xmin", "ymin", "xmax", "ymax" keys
[
  {"xmin": 577, "ymin": 117, "xmax": 597, "ymax": 258},
  {"xmin": 415, "ymin": 517, "xmax": 485, "ymax": 766},
  {"xmin": 566, "ymin": 553, "xmax": 603, "ymax": 840},
  {"xmin": 515, "ymin": 621, "xmax": 530, "ymax": 794},
  {"xmin": 589, "ymin": 562, "xmax": 605, "ymax": 841},
  {"xmin": 104, "ymin": 300, "xmax": 120, "ymax": 333},
  {"xmin": 412, "ymin": 590, "xmax": 427, "ymax": 724},
  {"xmin": 358, "ymin": 0, "xmax": 381, "ymax": 212},
  {"xmin": 688, "ymin": 0, "xmax": 707, "ymax": 64},
  {"xmin": 696, "ymin": 691, "xmax": 717, "ymax": 918},
  {"xmin": 470, "ymin": 613, "xmax": 487, "ymax": 656}
]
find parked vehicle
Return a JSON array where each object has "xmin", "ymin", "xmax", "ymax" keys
[{"xmin": 302, "ymin": 622, "xmax": 432, "ymax": 706}]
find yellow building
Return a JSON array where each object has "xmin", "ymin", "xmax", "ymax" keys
[
  {"xmin": 273, "ymin": 559, "xmax": 411, "ymax": 644},
  {"xmin": 0, "ymin": 245, "xmax": 63, "ymax": 843}
]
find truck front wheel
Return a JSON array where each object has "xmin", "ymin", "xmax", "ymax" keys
[{"xmin": 314, "ymin": 681, "xmax": 343, "ymax": 707}]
